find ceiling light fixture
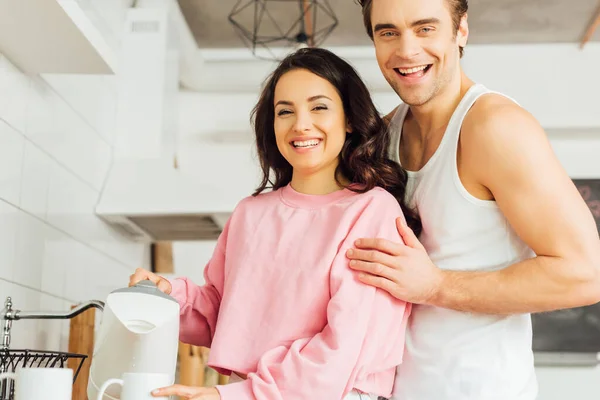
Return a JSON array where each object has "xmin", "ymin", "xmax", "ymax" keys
[
  {"xmin": 228, "ymin": 0, "xmax": 338, "ymax": 60},
  {"xmin": 580, "ymin": 1, "xmax": 600, "ymax": 49}
]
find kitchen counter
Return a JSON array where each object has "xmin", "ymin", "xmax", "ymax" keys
[{"xmin": 534, "ymin": 351, "xmax": 600, "ymax": 367}]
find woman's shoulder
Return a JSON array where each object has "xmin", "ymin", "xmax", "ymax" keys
[
  {"xmin": 232, "ymin": 188, "xmax": 280, "ymax": 212},
  {"xmin": 343, "ymin": 187, "xmax": 405, "ymax": 238},
  {"xmin": 350, "ymin": 186, "xmax": 401, "ymax": 208},
  {"xmin": 222, "ymin": 190, "xmax": 280, "ymax": 233}
]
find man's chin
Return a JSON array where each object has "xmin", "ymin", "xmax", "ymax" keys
[
  {"xmin": 387, "ymin": 81, "xmax": 428, "ymax": 106},
  {"xmin": 396, "ymin": 90, "xmax": 432, "ymax": 107},
  {"xmin": 403, "ymin": 97, "xmax": 431, "ymax": 107}
]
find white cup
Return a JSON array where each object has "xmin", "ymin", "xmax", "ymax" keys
[
  {"xmin": 97, "ymin": 372, "xmax": 171, "ymax": 400},
  {"xmin": 0, "ymin": 367, "xmax": 73, "ymax": 400}
]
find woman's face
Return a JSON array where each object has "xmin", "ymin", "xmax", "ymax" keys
[{"xmin": 273, "ymin": 68, "xmax": 349, "ymax": 181}]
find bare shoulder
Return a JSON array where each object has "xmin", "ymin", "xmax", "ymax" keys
[
  {"xmin": 460, "ymin": 93, "xmax": 551, "ymax": 176},
  {"xmin": 462, "ymin": 93, "xmax": 547, "ymax": 149},
  {"xmin": 457, "ymin": 93, "xmax": 600, "ymax": 277},
  {"xmin": 383, "ymin": 105, "xmax": 401, "ymax": 126}
]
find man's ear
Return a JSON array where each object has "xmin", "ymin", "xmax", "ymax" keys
[{"xmin": 458, "ymin": 13, "xmax": 469, "ymax": 48}]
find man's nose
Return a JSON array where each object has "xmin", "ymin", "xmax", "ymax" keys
[{"xmin": 394, "ymin": 34, "xmax": 421, "ymax": 60}]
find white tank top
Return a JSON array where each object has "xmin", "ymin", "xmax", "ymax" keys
[{"xmin": 389, "ymin": 84, "xmax": 538, "ymax": 400}]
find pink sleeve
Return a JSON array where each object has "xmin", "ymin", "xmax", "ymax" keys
[
  {"xmin": 168, "ymin": 225, "xmax": 228, "ymax": 348},
  {"xmin": 216, "ymin": 194, "xmax": 411, "ymax": 400}
]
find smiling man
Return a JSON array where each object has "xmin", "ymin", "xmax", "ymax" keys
[{"xmin": 347, "ymin": 0, "xmax": 600, "ymax": 399}]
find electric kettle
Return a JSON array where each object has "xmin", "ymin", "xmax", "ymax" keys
[{"xmin": 87, "ymin": 280, "xmax": 180, "ymax": 400}]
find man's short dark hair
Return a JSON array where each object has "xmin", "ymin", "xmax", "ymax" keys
[{"xmin": 357, "ymin": 0, "xmax": 468, "ymax": 57}]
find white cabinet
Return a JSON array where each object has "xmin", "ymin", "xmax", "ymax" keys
[{"xmin": 0, "ymin": 0, "xmax": 117, "ymax": 74}]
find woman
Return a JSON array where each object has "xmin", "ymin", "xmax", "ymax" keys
[{"xmin": 131, "ymin": 47, "xmax": 421, "ymax": 400}]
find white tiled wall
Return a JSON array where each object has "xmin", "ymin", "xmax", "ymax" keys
[{"xmin": 0, "ymin": 52, "xmax": 150, "ymax": 355}]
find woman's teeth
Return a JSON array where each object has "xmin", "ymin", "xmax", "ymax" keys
[{"xmin": 292, "ymin": 139, "xmax": 320, "ymax": 148}]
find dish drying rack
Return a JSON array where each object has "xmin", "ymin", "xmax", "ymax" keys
[{"xmin": 0, "ymin": 296, "xmax": 105, "ymax": 400}]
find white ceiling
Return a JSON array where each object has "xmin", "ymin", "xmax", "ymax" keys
[{"xmin": 177, "ymin": 0, "xmax": 600, "ymax": 49}]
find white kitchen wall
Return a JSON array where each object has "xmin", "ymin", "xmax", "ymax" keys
[{"xmin": 0, "ymin": 0, "xmax": 149, "ymax": 359}]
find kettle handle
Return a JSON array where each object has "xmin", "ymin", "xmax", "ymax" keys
[
  {"xmin": 135, "ymin": 279, "xmax": 157, "ymax": 288},
  {"xmin": 111, "ymin": 278, "xmax": 178, "ymax": 303}
]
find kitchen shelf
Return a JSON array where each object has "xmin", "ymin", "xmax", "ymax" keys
[
  {"xmin": 534, "ymin": 352, "xmax": 600, "ymax": 367},
  {"xmin": 0, "ymin": 0, "xmax": 117, "ymax": 74}
]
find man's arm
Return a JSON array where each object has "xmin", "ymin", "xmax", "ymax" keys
[
  {"xmin": 433, "ymin": 98, "xmax": 600, "ymax": 314},
  {"xmin": 348, "ymin": 97, "xmax": 600, "ymax": 314}
]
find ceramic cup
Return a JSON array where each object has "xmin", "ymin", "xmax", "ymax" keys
[
  {"xmin": 97, "ymin": 372, "xmax": 171, "ymax": 400},
  {"xmin": 0, "ymin": 367, "xmax": 73, "ymax": 400}
]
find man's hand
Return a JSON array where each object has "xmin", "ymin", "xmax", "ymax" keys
[
  {"xmin": 152, "ymin": 385, "xmax": 220, "ymax": 399},
  {"xmin": 346, "ymin": 217, "xmax": 444, "ymax": 305}
]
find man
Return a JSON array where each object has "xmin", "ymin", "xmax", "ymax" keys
[{"xmin": 346, "ymin": 0, "xmax": 600, "ymax": 398}]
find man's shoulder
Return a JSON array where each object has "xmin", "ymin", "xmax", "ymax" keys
[
  {"xmin": 383, "ymin": 105, "xmax": 402, "ymax": 126},
  {"xmin": 459, "ymin": 90, "xmax": 552, "ymax": 190},
  {"xmin": 461, "ymin": 92, "xmax": 545, "ymax": 150}
]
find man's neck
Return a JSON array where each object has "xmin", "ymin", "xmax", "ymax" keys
[{"xmin": 409, "ymin": 71, "xmax": 474, "ymax": 139}]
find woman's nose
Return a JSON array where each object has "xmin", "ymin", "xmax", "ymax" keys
[{"xmin": 293, "ymin": 111, "xmax": 312, "ymax": 132}]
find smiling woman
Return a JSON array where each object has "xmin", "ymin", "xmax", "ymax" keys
[
  {"xmin": 270, "ymin": 69, "xmax": 348, "ymax": 190},
  {"xmin": 251, "ymin": 48, "xmax": 420, "ymax": 234},
  {"xmin": 129, "ymin": 47, "xmax": 423, "ymax": 400}
]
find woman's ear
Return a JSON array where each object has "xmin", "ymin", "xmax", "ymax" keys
[{"xmin": 346, "ymin": 121, "xmax": 353, "ymax": 134}]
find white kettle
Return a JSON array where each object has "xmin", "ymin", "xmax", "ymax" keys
[{"xmin": 87, "ymin": 280, "xmax": 180, "ymax": 400}]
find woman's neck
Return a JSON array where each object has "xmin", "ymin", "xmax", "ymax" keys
[{"xmin": 290, "ymin": 170, "xmax": 348, "ymax": 195}]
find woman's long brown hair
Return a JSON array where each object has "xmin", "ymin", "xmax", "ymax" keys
[{"xmin": 250, "ymin": 47, "xmax": 421, "ymax": 236}]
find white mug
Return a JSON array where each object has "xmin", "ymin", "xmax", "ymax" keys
[
  {"xmin": 0, "ymin": 367, "xmax": 73, "ymax": 400},
  {"xmin": 97, "ymin": 372, "xmax": 171, "ymax": 400}
]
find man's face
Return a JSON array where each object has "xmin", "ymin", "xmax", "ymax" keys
[{"xmin": 370, "ymin": 0, "xmax": 468, "ymax": 106}]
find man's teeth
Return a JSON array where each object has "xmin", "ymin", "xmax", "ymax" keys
[
  {"xmin": 398, "ymin": 65, "xmax": 428, "ymax": 75},
  {"xmin": 293, "ymin": 139, "xmax": 320, "ymax": 148}
]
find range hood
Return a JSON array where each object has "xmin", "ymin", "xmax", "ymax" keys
[
  {"xmin": 95, "ymin": 158, "xmax": 248, "ymax": 242},
  {"xmin": 95, "ymin": 2, "xmax": 260, "ymax": 242}
]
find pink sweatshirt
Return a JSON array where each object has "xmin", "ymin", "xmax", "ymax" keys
[{"xmin": 169, "ymin": 184, "xmax": 411, "ymax": 399}]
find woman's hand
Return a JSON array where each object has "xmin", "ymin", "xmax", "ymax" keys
[
  {"xmin": 129, "ymin": 267, "xmax": 172, "ymax": 294},
  {"xmin": 152, "ymin": 385, "xmax": 220, "ymax": 399}
]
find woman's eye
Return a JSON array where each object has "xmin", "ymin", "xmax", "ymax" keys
[
  {"xmin": 313, "ymin": 105, "xmax": 328, "ymax": 111},
  {"xmin": 277, "ymin": 109, "xmax": 292, "ymax": 116}
]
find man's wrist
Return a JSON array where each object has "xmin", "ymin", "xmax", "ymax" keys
[
  {"xmin": 427, "ymin": 269, "xmax": 494, "ymax": 312},
  {"xmin": 427, "ymin": 268, "xmax": 450, "ymax": 307}
]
